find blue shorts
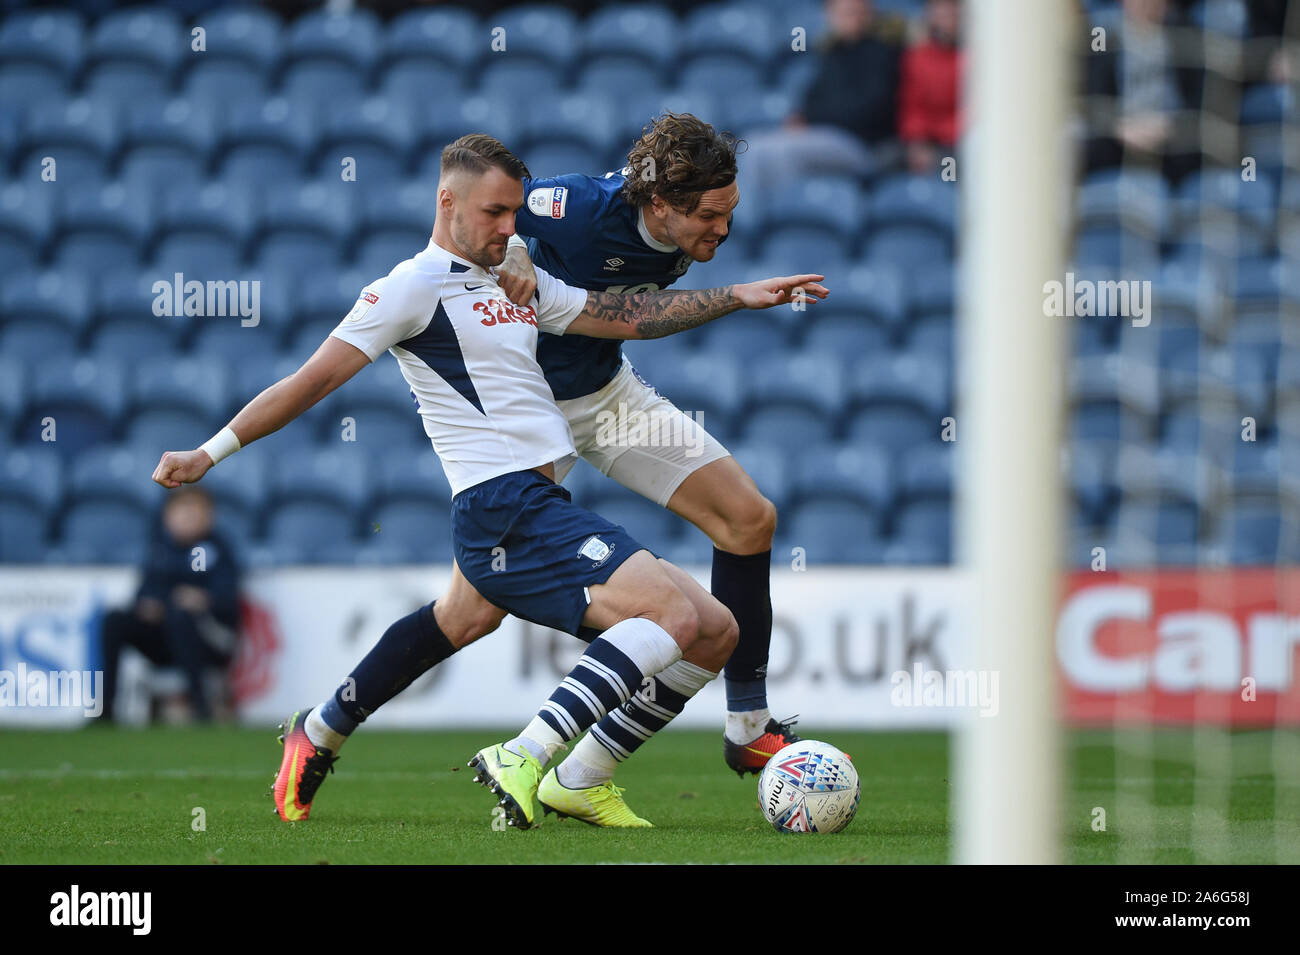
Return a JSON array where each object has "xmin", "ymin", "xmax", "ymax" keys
[{"xmin": 451, "ymin": 469, "xmax": 649, "ymax": 636}]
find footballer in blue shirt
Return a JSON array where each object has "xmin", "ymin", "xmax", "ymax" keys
[{"xmin": 495, "ymin": 113, "xmax": 799, "ymax": 777}]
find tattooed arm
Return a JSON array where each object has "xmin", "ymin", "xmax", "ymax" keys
[{"xmin": 563, "ymin": 273, "xmax": 829, "ymax": 340}]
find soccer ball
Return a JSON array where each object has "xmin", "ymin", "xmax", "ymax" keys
[{"xmin": 757, "ymin": 740, "xmax": 859, "ymax": 834}]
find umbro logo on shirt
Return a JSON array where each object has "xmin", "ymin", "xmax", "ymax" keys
[{"xmin": 603, "ymin": 257, "xmax": 624, "ymax": 272}]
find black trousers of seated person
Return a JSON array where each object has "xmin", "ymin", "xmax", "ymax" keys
[{"xmin": 100, "ymin": 606, "xmax": 234, "ymax": 722}]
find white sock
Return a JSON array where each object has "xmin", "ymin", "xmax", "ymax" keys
[
  {"xmin": 556, "ymin": 734, "xmax": 620, "ymax": 789},
  {"xmin": 506, "ymin": 716, "xmax": 568, "ymax": 766},
  {"xmin": 304, "ymin": 705, "xmax": 347, "ymax": 753},
  {"xmin": 725, "ymin": 707, "xmax": 772, "ymax": 745}
]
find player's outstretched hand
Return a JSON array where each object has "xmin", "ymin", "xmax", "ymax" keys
[
  {"xmin": 152, "ymin": 449, "xmax": 214, "ymax": 488},
  {"xmin": 497, "ymin": 243, "xmax": 538, "ymax": 306},
  {"xmin": 734, "ymin": 274, "xmax": 828, "ymax": 310}
]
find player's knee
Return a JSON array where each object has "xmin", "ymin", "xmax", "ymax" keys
[
  {"xmin": 439, "ymin": 602, "xmax": 502, "ymax": 649},
  {"xmin": 652, "ymin": 592, "xmax": 701, "ymax": 650},
  {"xmin": 717, "ymin": 492, "xmax": 777, "ymax": 553}
]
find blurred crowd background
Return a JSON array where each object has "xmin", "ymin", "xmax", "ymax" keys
[{"xmin": 0, "ymin": 0, "xmax": 1294, "ymax": 574}]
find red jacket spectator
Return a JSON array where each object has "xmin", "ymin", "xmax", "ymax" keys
[{"xmin": 898, "ymin": 38, "xmax": 962, "ymax": 147}]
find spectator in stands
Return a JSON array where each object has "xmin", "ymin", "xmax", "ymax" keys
[
  {"xmin": 898, "ymin": 0, "xmax": 963, "ymax": 174},
  {"xmin": 744, "ymin": 0, "xmax": 903, "ymax": 192},
  {"xmin": 97, "ymin": 487, "xmax": 241, "ymax": 723},
  {"xmin": 1081, "ymin": 0, "xmax": 1204, "ymax": 184}
]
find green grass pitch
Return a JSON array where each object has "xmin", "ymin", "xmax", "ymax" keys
[{"xmin": 0, "ymin": 727, "xmax": 1289, "ymax": 864}]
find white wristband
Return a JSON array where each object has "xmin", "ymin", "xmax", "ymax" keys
[
  {"xmin": 506, "ymin": 234, "xmax": 528, "ymax": 251},
  {"xmin": 199, "ymin": 427, "xmax": 241, "ymax": 465}
]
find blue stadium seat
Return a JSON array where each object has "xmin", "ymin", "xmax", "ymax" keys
[
  {"xmin": 849, "ymin": 351, "xmax": 949, "ymax": 421},
  {"xmin": 1211, "ymin": 499, "xmax": 1295, "ymax": 564},
  {"xmin": 747, "ymin": 351, "xmax": 846, "ymax": 418},
  {"xmin": 0, "ymin": 446, "xmax": 63, "ymax": 520},
  {"xmin": 1072, "ymin": 225, "xmax": 1159, "ymax": 271},
  {"xmin": 290, "ymin": 266, "xmax": 371, "ymax": 329},
  {"xmin": 889, "ymin": 498, "xmax": 952, "ymax": 563},
  {"xmin": 897, "ymin": 442, "xmax": 954, "ymax": 504},
  {"xmin": 634, "ymin": 349, "xmax": 745, "ymax": 428},
  {"xmin": 679, "ymin": 55, "xmax": 765, "ymax": 99},
  {"xmin": 82, "ymin": 61, "xmax": 172, "ymax": 103},
  {"xmin": 742, "ymin": 405, "xmax": 834, "ymax": 453},
  {"xmin": 218, "ymin": 97, "xmax": 317, "ymax": 182},
  {"xmin": 726, "ymin": 442, "xmax": 791, "ymax": 513},
  {"xmin": 378, "ymin": 61, "xmax": 466, "ymax": 107},
  {"xmin": 760, "ymin": 176, "xmax": 862, "ymax": 243},
  {"xmin": 0, "ymin": 10, "xmax": 84, "ymax": 78},
  {"xmin": 869, "ymin": 175, "xmax": 957, "ymax": 238},
  {"xmin": 0, "ymin": 353, "xmax": 24, "ymax": 431},
  {"xmin": 188, "ymin": 320, "xmax": 290, "ymax": 370},
  {"xmin": 495, "ymin": 5, "xmax": 582, "ymax": 71},
  {"xmin": 53, "ymin": 181, "xmax": 153, "ymax": 276},
  {"xmin": 582, "ymin": 5, "xmax": 679, "ymax": 70},
  {"xmin": 0, "ymin": 321, "xmax": 82, "ymax": 364},
  {"xmin": 130, "ymin": 356, "xmax": 228, "ymax": 424},
  {"xmin": 1158, "ymin": 406, "xmax": 1243, "ymax": 453},
  {"xmin": 263, "ymin": 501, "xmax": 360, "ymax": 562},
  {"xmin": 1188, "ymin": 0, "xmax": 1248, "ymax": 36},
  {"xmin": 1172, "ymin": 169, "xmax": 1277, "ymax": 250},
  {"xmin": 907, "ymin": 315, "xmax": 954, "ymax": 359},
  {"xmin": 0, "ymin": 267, "xmax": 93, "ymax": 334},
  {"xmin": 0, "ymin": 61, "xmax": 72, "ymax": 107},
  {"xmin": 695, "ymin": 313, "xmax": 790, "ymax": 365},
  {"xmin": 906, "ymin": 261, "xmax": 954, "ymax": 320},
  {"xmin": 253, "ymin": 180, "xmax": 355, "ymax": 280},
  {"xmin": 478, "ymin": 59, "xmax": 565, "ymax": 99},
  {"xmin": 125, "ymin": 408, "xmax": 219, "ymax": 452},
  {"xmin": 93, "ymin": 268, "xmax": 189, "ymax": 355},
  {"xmin": 117, "ymin": 96, "xmax": 219, "ymax": 188},
  {"xmin": 367, "ymin": 500, "xmax": 453, "ymax": 560},
  {"xmin": 375, "ymin": 446, "xmax": 454, "ymax": 508},
  {"xmin": 1224, "ymin": 440, "xmax": 1300, "ymax": 503},
  {"xmin": 195, "ymin": 6, "xmax": 282, "ymax": 70},
  {"xmin": 517, "ymin": 90, "xmax": 619, "ymax": 154},
  {"xmin": 17, "ymin": 97, "xmax": 118, "ymax": 183},
  {"xmin": 281, "ymin": 7, "xmax": 381, "ymax": 74},
  {"xmin": 790, "ymin": 443, "xmax": 891, "ymax": 512},
  {"xmin": 802, "ymin": 314, "xmax": 891, "ymax": 356},
  {"xmin": 782, "ymin": 500, "xmax": 883, "ymax": 563},
  {"xmin": 1069, "ymin": 354, "xmax": 1160, "ymax": 443},
  {"xmin": 411, "ymin": 96, "xmax": 523, "ymax": 171},
  {"xmin": 845, "ymin": 405, "xmax": 937, "ymax": 454},
  {"xmin": 1114, "ymin": 447, "xmax": 1215, "ymax": 515},
  {"xmin": 0, "ymin": 498, "xmax": 50, "ymax": 562},
  {"xmin": 360, "ymin": 180, "xmax": 440, "ymax": 239},
  {"xmin": 0, "ymin": 182, "xmax": 55, "ymax": 271},
  {"xmin": 67, "ymin": 443, "xmax": 165, "ymax": 512},
  {"xmin": 1067, "ymin": 441, "xmax": 1117, "ymax": 527},
  {"xmin": 1113, "ymin": 499, "xmax": 1201, "ymax": 552},
  {"xmin": 56, "ymin": 499, "xmax": 151, "ymax": 564},
  {"xmin": 863, "ymin": 226, "xmax": 951, "ymax": 271},
  {"xmin": 180, "ymin": 58, "xmax": 268, "ymax": 111},
  {"xmin": 615, "ymin": 88, "xmax": 721, "ymax": 145},
  {"xmin": 201, "ymin": 447, "xmax": 268, "ymax": 520},
  {"xmin": 1076, "ymin": 168, "xmax": 1168, "ymax": 236},
  {"xmin": 314, "ymin": 96, "xmax": 414, "ymax": 182},
  {"xmin": 619, "ymin": 337, "xmax": 691, "ymax": 379},
  {"xmin": 153, "ymin": 179, "xmax": 258, "ymax": 268},
  {"xmin": 87, "ymin": 7, "xmax": 183, "ymax": 70},
  {"xmin": 267, "ymin": 446, "xmax": 371, "ymax": 511},
  {"xmin": 326, "ymin": 403, "xmax": 427, "ymax": 454},
  {"xmin": 279, "ymin": 60, "xmax": 367, "ymax": 107},
  {"xmin": 1160, "ymin": 343, "xmax": 1269, "ymax": 416},
  {"xmin": 384, "ymin": 8, "xmax": 482, "ymax": 70},
  {"xmin": 522, "ymin": 142, "xmax": 609, "ymax": 178},
  {"xmin": 728, "ymin": 89, "xmax": 795, "ymax": 135},
  {"xmin": 1240, "ymin": 84, "xmax": 1290, "ymax": 125},
  {"xmin": 758, "ymin": 230, "xmax": 849, "ymax": 275},
  {"xmin": 683, "ymin": 3, "xmax": 777, "ymax": 67}
]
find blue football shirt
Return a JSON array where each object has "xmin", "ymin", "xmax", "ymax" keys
[{"xmin": 516, "ymin": 171, "xmax": 695, "ymax": 400}]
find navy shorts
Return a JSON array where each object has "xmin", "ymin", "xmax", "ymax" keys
[{"xmin": 452, "ymin": 469, "xmax": 649, "ymax": 636}]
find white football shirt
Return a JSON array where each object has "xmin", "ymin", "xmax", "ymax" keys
[{"xmin": 329, "ymin": 239, "xmax": 589, "ymax": 495}]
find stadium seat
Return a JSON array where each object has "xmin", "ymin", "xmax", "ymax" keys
[
  {"xmin": 679, "ymin": 55, "xmax": 765, "ymax": 100},
  {"xmin": 478, "ymin": 59, "xmax": 565, "ymax": 99},
  {"xmin": 180, "ymin": 58, "xmax": 268, "ymax": 111},
  {"xmin": 516, "ymin": 90, "xmax": 619, "ymax": 155},
  {"xmin": 790, "ymin": 443, "xmax": 891, "ymax": 512},
  {"xmin": 757, "ymin": 229, "xmax": 848, "ymax": 275},
  {"xmin": 849, "ymin": 352, "xmax": 949, "ymax": 421},
  {"xmin": 252, "ymin": 180, "xmax": 355, "ymax": 280},
  {"xmin": 313, "ymin": 96, "xmax": 414, "ymax": 182},
  {"xmin": 125, "ymin": 408, "xmax": 219, "ymax": 453},
  {"xmin": 632, "ymin": 349, "xmax": 744, "ymax": 430},
  {"xmin": 93, "ymin": 268, "xmax": 189, "ymax": 354},
  {"xmin": 68, "ymin": 443, "xmax": 167, "ymax": 513},
  {"xmin": 17, "ymin": 97, "xmax": 118, "ymax": 183},
  {"xmin": 802, "ymin": 314, "xmax": 891, "ymax": 356},
  {"xmin": 378, "ymin": 61, "xmax": 466, "ymax": 107},
  {"xmin": 0, "ymin": 10, "xmax": 84, "ymax": 79},
  {"xmin": 890, "ymin": 500, "xmax": 951, "ymax": 562},
  {"xmin": 1072, "ymin": 225, "xmax": 1158, "ymax": 271},
  {"xmin": 263, "ymin": 501, "xmax": 361, "ymax": 562},
  {"xmin": 696, "ymin": 313, "xmax": 791, "ymax": 365},
  {"xmin": 52, "ymin": 180, "xmax": 152, "ymax": 276},
  {"xmin": 863, "ymin": 226, "xmax": 952, "ymax": 271},
  {"xmin": 683, "ymin": 3, "xmax": 777, "ymax": 68},
  {"xmin": 117, "ymin": 96, "xmax": 219, "ymax": 185},
  {"xmin": 760, "ymin": 176, "xmax": 862, "ymax": 243},
  {"xmin": 906, "ymin": 315, "xmax": 954, "ymax": 359},
  {"xmin": 130, "ymin": 357, "xmax": 229, "ymax": 424},
  {"xmin": 199, "ymin": 444, "xmax": 268, "ymax": 522},
  {"xmin": 845, "ymin": 405, "xmax": 938, "ymax": 454},
  {"xmin": 615, "ymin": 88, "xmax": 721, "ymax": 145},
  {"xmin": 0, "ymin": 267, "xmax": 93, "ymax": 336},
  {"xmin": 374, "ymin": 447, "xmax": 453, "ymax": 508},
  {"xmin": 1160, "ymin": 343, "xmax": 1269, "ymax": 417},
  {"xmin": 897, "ymin": 442, "xmax": 954, "ymax": 505},
  {"xmin": 1068, "ymin": 353, "xmax": 1160, "ymax": 442},
  {"xmin": 218, "ymin": 97, "xmax": 317, "ymax": 182},
  {"xmin": 783, "ymin": 499, "xmax": 884, "ymax": 563},
  {"xmin": 728, "ymin": 89, "xmax": 796, "ymax": 135},
  {"xmin": 906, "ymin": 261, "xmax": 955, "ymax": 321},
  {"xmin": 17, "ymin": 354, "xmax": 125, "ymax": 451},
  {"xmin": 411, "ymin": 95, "xmax": 524, "ymax": 170},
  {"xmin": 0, "ymin": 61, "xmax": 72, "ymax": 107},
  {"xmin": 726, "ymin": 442, "xmax": 792, "ymax": 513},
  {"xmin": 281, "ymin": 7, "xmax": 381, "ymax": 74},
  {"xmin": 153, "ymin": 179, "xmax": 258, "ymax": 266},
  {"xmin": 495, "ymin": 5, "xmax": 582, "ymax": 71},
  {"xmin": 56, "ymin": 499, "xmax": 152, "ymax": 564},
  {"xmin": 522, "ymin": 142, "xmax": 608, "ymax": 179},
  {"xmin": 1210, "ymin": 499, "xmax": 1297, "ymax": 564},
  {"xmin": 384, "ymin": 7, "xmax": 482, "ymax": 71},
  {"xmin": 0, "ymin": 182, "xmax": 56, "ymax": 272},
  {"xmin": 278, "ymin": 60, "xmax": 367, "ymax": 107},
  {"xmin": 747, "ymin": 351, "xmax": 846, "ymax": 419},
  {"xmin": 359, "ymin": 180, "xmax": 440, "ymax": 239},
  {"xmin": 0, "ymin": 446, "xmax": 63, "ymax": 520},
  {"xmin": 368, "ymin": 501, "xmax": 454, "ymax": 560},
  {"xmin": 742, "ymin": 405, "xmax": 834, "ymax": 454},
  {"xmin": 1113, "ymin": 499, "xmax": 1202, "ymax": 553},
  {"xmin": 869, "ymin": 174, "xmax": 957, "ymax": 238},
  {"xmin": 1171, "ymin": 169, "xmax": 1277, "ymax": 253},
  {"xmin": 267, "ymin": 446, "xmax": 371, "ymax": 511},
  {"xmin": 190, "ymin": 6, "xmax": 281, "ymax": 70},
  {"xmin": 586, "ymin": 490, "xmax": 682, "ymax": 546},
  {"xmin": 1076, "ymin": 168, "xmax": 1168, "ymax": 237},
  {"xmin": 0, "ymin": 498, "xmax": 51, "ymax": 562},
  {"xmin": 582, "ymin": 5, "xmax": 679, "ymax": 70}
]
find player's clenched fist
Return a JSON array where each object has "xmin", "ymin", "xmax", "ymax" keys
[
  {"xmin": 152, "ymin": 449, "xmax": 214, "ymax": 488},
  {"xmin": 497, "ymin": 242, "xmax": 539, "ymax": 306},
  {"xmin": 734, "ymin": 274, "xmax": 829, "ymax": 310}
]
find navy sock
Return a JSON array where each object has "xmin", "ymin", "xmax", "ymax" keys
[
  {"xmin": 712, "ymin": 547, "xmax": 772, "ymax": 711},
  {"xmin": 321, "ymin": 600, "xmax": 456, "ymax": 733}
]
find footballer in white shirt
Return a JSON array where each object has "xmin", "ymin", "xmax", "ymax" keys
[{"xmin": 152, "ymin": 134, "xmax": 826, "ymax": 829}]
